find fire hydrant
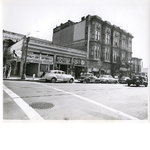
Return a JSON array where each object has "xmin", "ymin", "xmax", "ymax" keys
[{"xmin": 33, "ymin": 74, "xmax": 35, "ymax": 80}]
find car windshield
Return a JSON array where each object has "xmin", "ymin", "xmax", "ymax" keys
[{"xmin": 82, "ymin": 73, "xmax": 93, "ymax": 77}]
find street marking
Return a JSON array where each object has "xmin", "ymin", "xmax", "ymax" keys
[
  {"xmin": 3, "ymin": 85, "xmax": 44, "ymax": 120},
  {"xmin": 36, "ymin": 83, "xmax": 139, "ymax": 120}
]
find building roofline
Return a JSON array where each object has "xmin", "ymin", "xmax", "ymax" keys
[{"xmin": 3, "ymin": 29, "xmax": 25, "ymax": 36}]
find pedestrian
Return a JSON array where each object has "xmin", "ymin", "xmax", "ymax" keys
[
  {"xmin": 40, "ymin": 70, "xmax": 46, "ymax": 78},
  {"xmin": 7, "ymin": 66, "xmax": 11, "ymax": 78}
]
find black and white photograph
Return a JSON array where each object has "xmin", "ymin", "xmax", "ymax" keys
[{"xmin": 1, "ymin": 0, "xmax": 150, "ymax": 149}]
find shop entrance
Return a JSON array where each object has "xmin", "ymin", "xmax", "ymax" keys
[
  {"xmin": 75, "ymin": 66, "xmax": 85, "ymax": 79},
  {"xmin": 60, "ymin": 64, "xmax": 67, "ymax": 73},
  {"xmin": 26, "ymin": 63, "xmax": 38, "ymax": 77}
]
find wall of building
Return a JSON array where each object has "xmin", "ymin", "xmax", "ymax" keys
[
  {"xmin": 73, "ymin": 20, "xmax": 86, "ymax": 41},
  {"xmin": 53, "ymin": 25, "xmax": 74, "ymax": 46}
]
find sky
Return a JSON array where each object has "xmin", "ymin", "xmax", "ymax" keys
[{"xmin": 1, "ymin": 0, "xmax": 150, "ymax": 68}]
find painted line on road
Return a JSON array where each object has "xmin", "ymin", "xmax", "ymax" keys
[
  {"xmin": 37, "ymin": 83, "xmax": 139, "ymax": 120},
  {"xmin": 3, "ymin": 84, "xmax": 44, "ymax": 120}
]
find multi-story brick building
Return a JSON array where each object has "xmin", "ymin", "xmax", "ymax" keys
[{"xmin": 52, "ymin": 14, "xmax": 134, "ymax": 77}]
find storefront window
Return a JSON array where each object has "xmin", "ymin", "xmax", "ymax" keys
[{"xmin": 40, "ymin": 64, "xmax": 48, "ymax": 72}]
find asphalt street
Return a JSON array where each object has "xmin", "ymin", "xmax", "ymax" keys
[{"xmin": 3, "ymin": 80, "xmax": 149, "ymax": 121}]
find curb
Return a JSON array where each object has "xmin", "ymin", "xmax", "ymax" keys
[{"xmin": 3, "ymin": 78, "xmax": 79, "ymax": 83}]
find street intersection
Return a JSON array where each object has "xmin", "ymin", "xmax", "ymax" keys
[{"xmin": 3, "ymin": 80, "xmax": 149, "ymax": 121}]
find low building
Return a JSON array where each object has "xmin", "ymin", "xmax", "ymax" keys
[
  {"xmin": 4, "ymin": 36, "xmax": 87, "ymax": 78},
  {"xmin": 132, "ymin": 57, "xmax": 142, "ymax": 75},
  {"xmin": 141, "ymin": 67, "xmax": 148, "ymax": 77}
]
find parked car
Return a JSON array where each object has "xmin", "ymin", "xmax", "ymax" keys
[
  {"xmin": 119, "ymin": 76, "xmax": 130, "ymax": 84},
  {"xmin": 99, "ymin": 75, "xmax": 118, "ymax": 83},
  {"xmin": 42, "ymin": 70, "xmax": 74, "ymax": 83},
  {"xmin": 127, "ymin": 75, "xmax": 148, "ymax": 87},
  {"xmin": 78, "ymin": 73, "xmax": 100, "ymax": 83}
]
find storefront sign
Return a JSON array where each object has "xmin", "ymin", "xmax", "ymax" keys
[
  {"xmin": 27, "ymin": 52, "xmax": 40, "ymax": 63},
  {"xmin": 27, "ymin": 53, "xmax": 54, "ymax": 64},
  {"xmin": 41, "ymin": 54, "xmax": 53, "ymax": 64},
  {"xmin": 73, "ymin": 58, "xmax": 85, "ymax": 66},
  {"xmin": 56, "ymin": 56, "xmax": 71, "ymax": 64}
]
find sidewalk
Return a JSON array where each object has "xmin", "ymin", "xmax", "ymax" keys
[
  {"xmin": 3, "ymin": 75, "xmax": 42, "ymax": 82},
  {"xmin": 3, "ymin": 75, "xmax": 79, "ymax": 83}
]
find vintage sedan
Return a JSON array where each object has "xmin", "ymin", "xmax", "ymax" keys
[
  {"xmin": 99, "ymin": 75, "xmax": 118, "ymax": 83},
  {"xmin": 119, "ymin": 76, "xmax": 130, "ymax": 84},
  {"xmin": 127, "ymin": 75, "xmax": 148, "ymax": 87},
  {"xmin": 42, "ymin": 70, "xmax": 74, "ymax": 83},
  {"xmin": 78, "ymin": 73, "xmax": 100, "ymax": 83}
]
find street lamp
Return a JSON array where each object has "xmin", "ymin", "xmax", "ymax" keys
[
  {"xmin": 128, "ymin": 60, "xmax": 133, "ymax": 78},
  {"xmin": 21, "ymin": 36, "xmax": 30, "ymax": 79}
]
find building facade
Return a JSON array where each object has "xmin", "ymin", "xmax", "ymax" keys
[
  {"xmin": 53, "ymin": 15, "xmax": 134, "ymax": 77},
  {"xmin": 3, "ymin": 31, "xmax": 86, "ymax": 78},
  {"xmin": 141, "ymin": 67, "xmax": 148, "ymax": 77},
  {"xmin": 132, "ymin": 57, "xmax": 142, "ymax": 75}
]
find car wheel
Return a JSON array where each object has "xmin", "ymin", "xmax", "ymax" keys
[
  {"xmin": 145, "ymin": 84, "xmax": 147, "ymax": 87},
  {"xmin": 128, "ymin": 83, "xmax": 130, "ymax": 86},
  {"xmin": 106, "ymin": 80, "xmax": 108, "ymax": 84},
  {"xmin": 115, "ymin": 81, "xmax": 117, "ymax": 84},
  {"xmin": 86, "ymin": 79, "xmax": 90, "ymax": 83},
  {"xmin": 69, "ymin": 79, "xmax": 73, "ymax": 83},
  {"xmin": 51, "ymin": 78, "xmax": 56, "ymax": 83},
  {"xmin": 136, "ymin": 83, "xmax": 139, "ymax": 87}
]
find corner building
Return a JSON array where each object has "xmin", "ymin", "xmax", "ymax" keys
[
  {"xmin": 53, "ymin": 15, "xmax": 134, "ymax": 77},
  {"xmin": 3, "ymin": 30, "xmax": 86, "ymax": 78}
]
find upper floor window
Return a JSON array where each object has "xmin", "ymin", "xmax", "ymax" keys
[
  {"xmin": 95, "ymin": 46, "xmax": 100, "ymax": 59},
  {"xmin": 113, "ymin": 50, "xmax": 118, "ymax": 62},
  {"xmin": 91, "ymin": 45, "xmax": 100, "ymax": 59},
  {"xmin": 105, "ymin": 28, "xmax": 111, "ymax": 44},
  {"xmin": 105, "ymin": 48, "xmax": 110, "ymax": 61},
  {"xmin": 128, "ymin": 38, "xmax": 132, "ymax": 48},
  {"xmin": 122, "ymin": 36, "xmax": 126, "ymax": 49},
  {"xmin": 91, "ymin": 22, "xmax": 101, "ymax": 41},
  {"xmin": 91, "ymin": 45, "xmax": 95, "ymax": 56},
  {"xmin": 121, "ymin": 51, "xmax": 126, "ymax": 64},
  {"xmin": 113, "ymin": 32, "xmax": 120, "ymax": 47}
]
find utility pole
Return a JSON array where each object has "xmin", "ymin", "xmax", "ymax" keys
[{"xmin": 21, "ymin": 36, "xmax": 30, "ymax": 79}]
